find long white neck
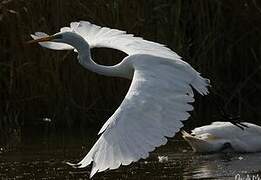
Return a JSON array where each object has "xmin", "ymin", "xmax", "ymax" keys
[
  {"xmin": 78, "ymin": 45, "xmax": 120, "ymax": 77},
  {"xmin": 66, "ymin": 34, "xmax": 129, "ymax": 78}
]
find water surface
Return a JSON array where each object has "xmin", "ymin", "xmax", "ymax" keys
[{"xmin": 0, "ymin": 139, "xmax": 260, "ymax": 179}]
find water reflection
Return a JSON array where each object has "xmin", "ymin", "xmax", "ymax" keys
[
  {"xmin": 186, "ymin": 153, "xmax": 261, "ymax": 179},
  {"xmin": 185, "ymin": 152, "xmax": 261, "ymax": 179},
  {"xmin": 0, "ymin": 139, "xmax": 260, "ymax": 179}
]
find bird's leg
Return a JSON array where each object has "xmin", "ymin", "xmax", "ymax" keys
[
  {"xmin": 209, "ymin": 89, "xmax": 248, "ymax": 130},
  {"xmin": 228, "ymin": 116, "xmax": 248, "ymax": 130},
  {"xmin": 218, "ymin": 109, "xmax": 248, "ymax": 130}
]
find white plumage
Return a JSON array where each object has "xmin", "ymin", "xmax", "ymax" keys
[
  {"xmin": 30, "ymin": 21, "xmax": 210, "ymax": 178},
  {"xmin": 32, "ymin": 21, "xmax": 180, "ymax": 59},
  {"xmin": 182, "ymin": 122, "xmax": 261, "ymax": 153}
]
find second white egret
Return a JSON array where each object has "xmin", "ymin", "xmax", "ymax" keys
[{"xmin": 182, "ymin": 122, "xmax": 261, "ymax": 153}]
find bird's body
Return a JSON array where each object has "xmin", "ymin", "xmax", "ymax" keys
[
  {"xmin": 29, "ymin": 21, "xmax": 210, "ymax": 178},
  {"xmin": 182, "ymin": 122, "xmax": 261, "ymax": 153}
]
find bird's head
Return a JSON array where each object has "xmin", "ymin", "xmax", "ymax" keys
[
  {"xmin": 182, "ymin": 131, "xmax": 231, "ymax": 153},
  {"xmin": 26, "ymin": 31, "xmax": 86, "ymax": 48}
]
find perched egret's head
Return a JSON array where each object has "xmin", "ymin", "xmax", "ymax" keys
[{"xmin": 181, "ymin": 131, "xmax": 232, "ymax": 153}]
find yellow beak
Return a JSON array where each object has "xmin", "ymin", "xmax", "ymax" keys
[{"xmin": 26, "ymin": 35, "xmax": 55, "ymax": 44}]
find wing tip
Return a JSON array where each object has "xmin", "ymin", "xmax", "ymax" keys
[
  {"xmin": 66, "ymin": 162, "xmax": 82, "ymax": 168},
  {"xmin": 191, "ymin": 76, "xmax": 211, "ymax": 96},
  {"xmin": 90, "ymin": 167, "xmax": 98, "ymax": 178}
]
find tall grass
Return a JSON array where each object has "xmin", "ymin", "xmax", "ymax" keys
[{"xmin": 1, "ymin": 0, "xmax": 261, "ymax": 146}]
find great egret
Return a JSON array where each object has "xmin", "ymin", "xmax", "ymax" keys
[
  {"xmin": 27, "ymin": 21, "xmax": 210, "ymax": 178},
  {"xmin": 182, "ymin": 122, "xmax": 261, "ymax": 153}
]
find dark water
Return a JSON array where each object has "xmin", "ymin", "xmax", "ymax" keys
[{"xmin": 0, "ymin": 139, "xmax": 261, "ymax": 180}]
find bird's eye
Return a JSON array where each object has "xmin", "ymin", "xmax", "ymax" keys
[{"xmin": 54, "ymin": 34, "xmax": 63, "ymax": 39}]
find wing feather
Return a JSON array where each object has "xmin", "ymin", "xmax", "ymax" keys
[
  {"xmin": 31, "ymin": 21, "xmax": 181, "ymax": 60},
  {"xmin": 68, "ymin": 58, "xmax": 209, "ymax": 178}
]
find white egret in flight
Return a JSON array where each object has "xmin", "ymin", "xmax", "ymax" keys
[
  {"xmin": 27, "ymin": 21, "xmax": 210, "ymax": 178},
  {"xmin": 182, "ymin": 122, "xmax": 261, "ymax": 153}
]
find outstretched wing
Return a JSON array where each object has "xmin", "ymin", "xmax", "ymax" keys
[
  {"xmin": 69, "ymin": 57, "xmax": 209, "ymax": 178},
  {"xmin": 31, "ymin": 21, "xmax": 180, "ymax": 60}
]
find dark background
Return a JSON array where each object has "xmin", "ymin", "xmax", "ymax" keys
[{"xmin": 1, "ymin": 0, "xmax": 261, "ymax": 149}]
